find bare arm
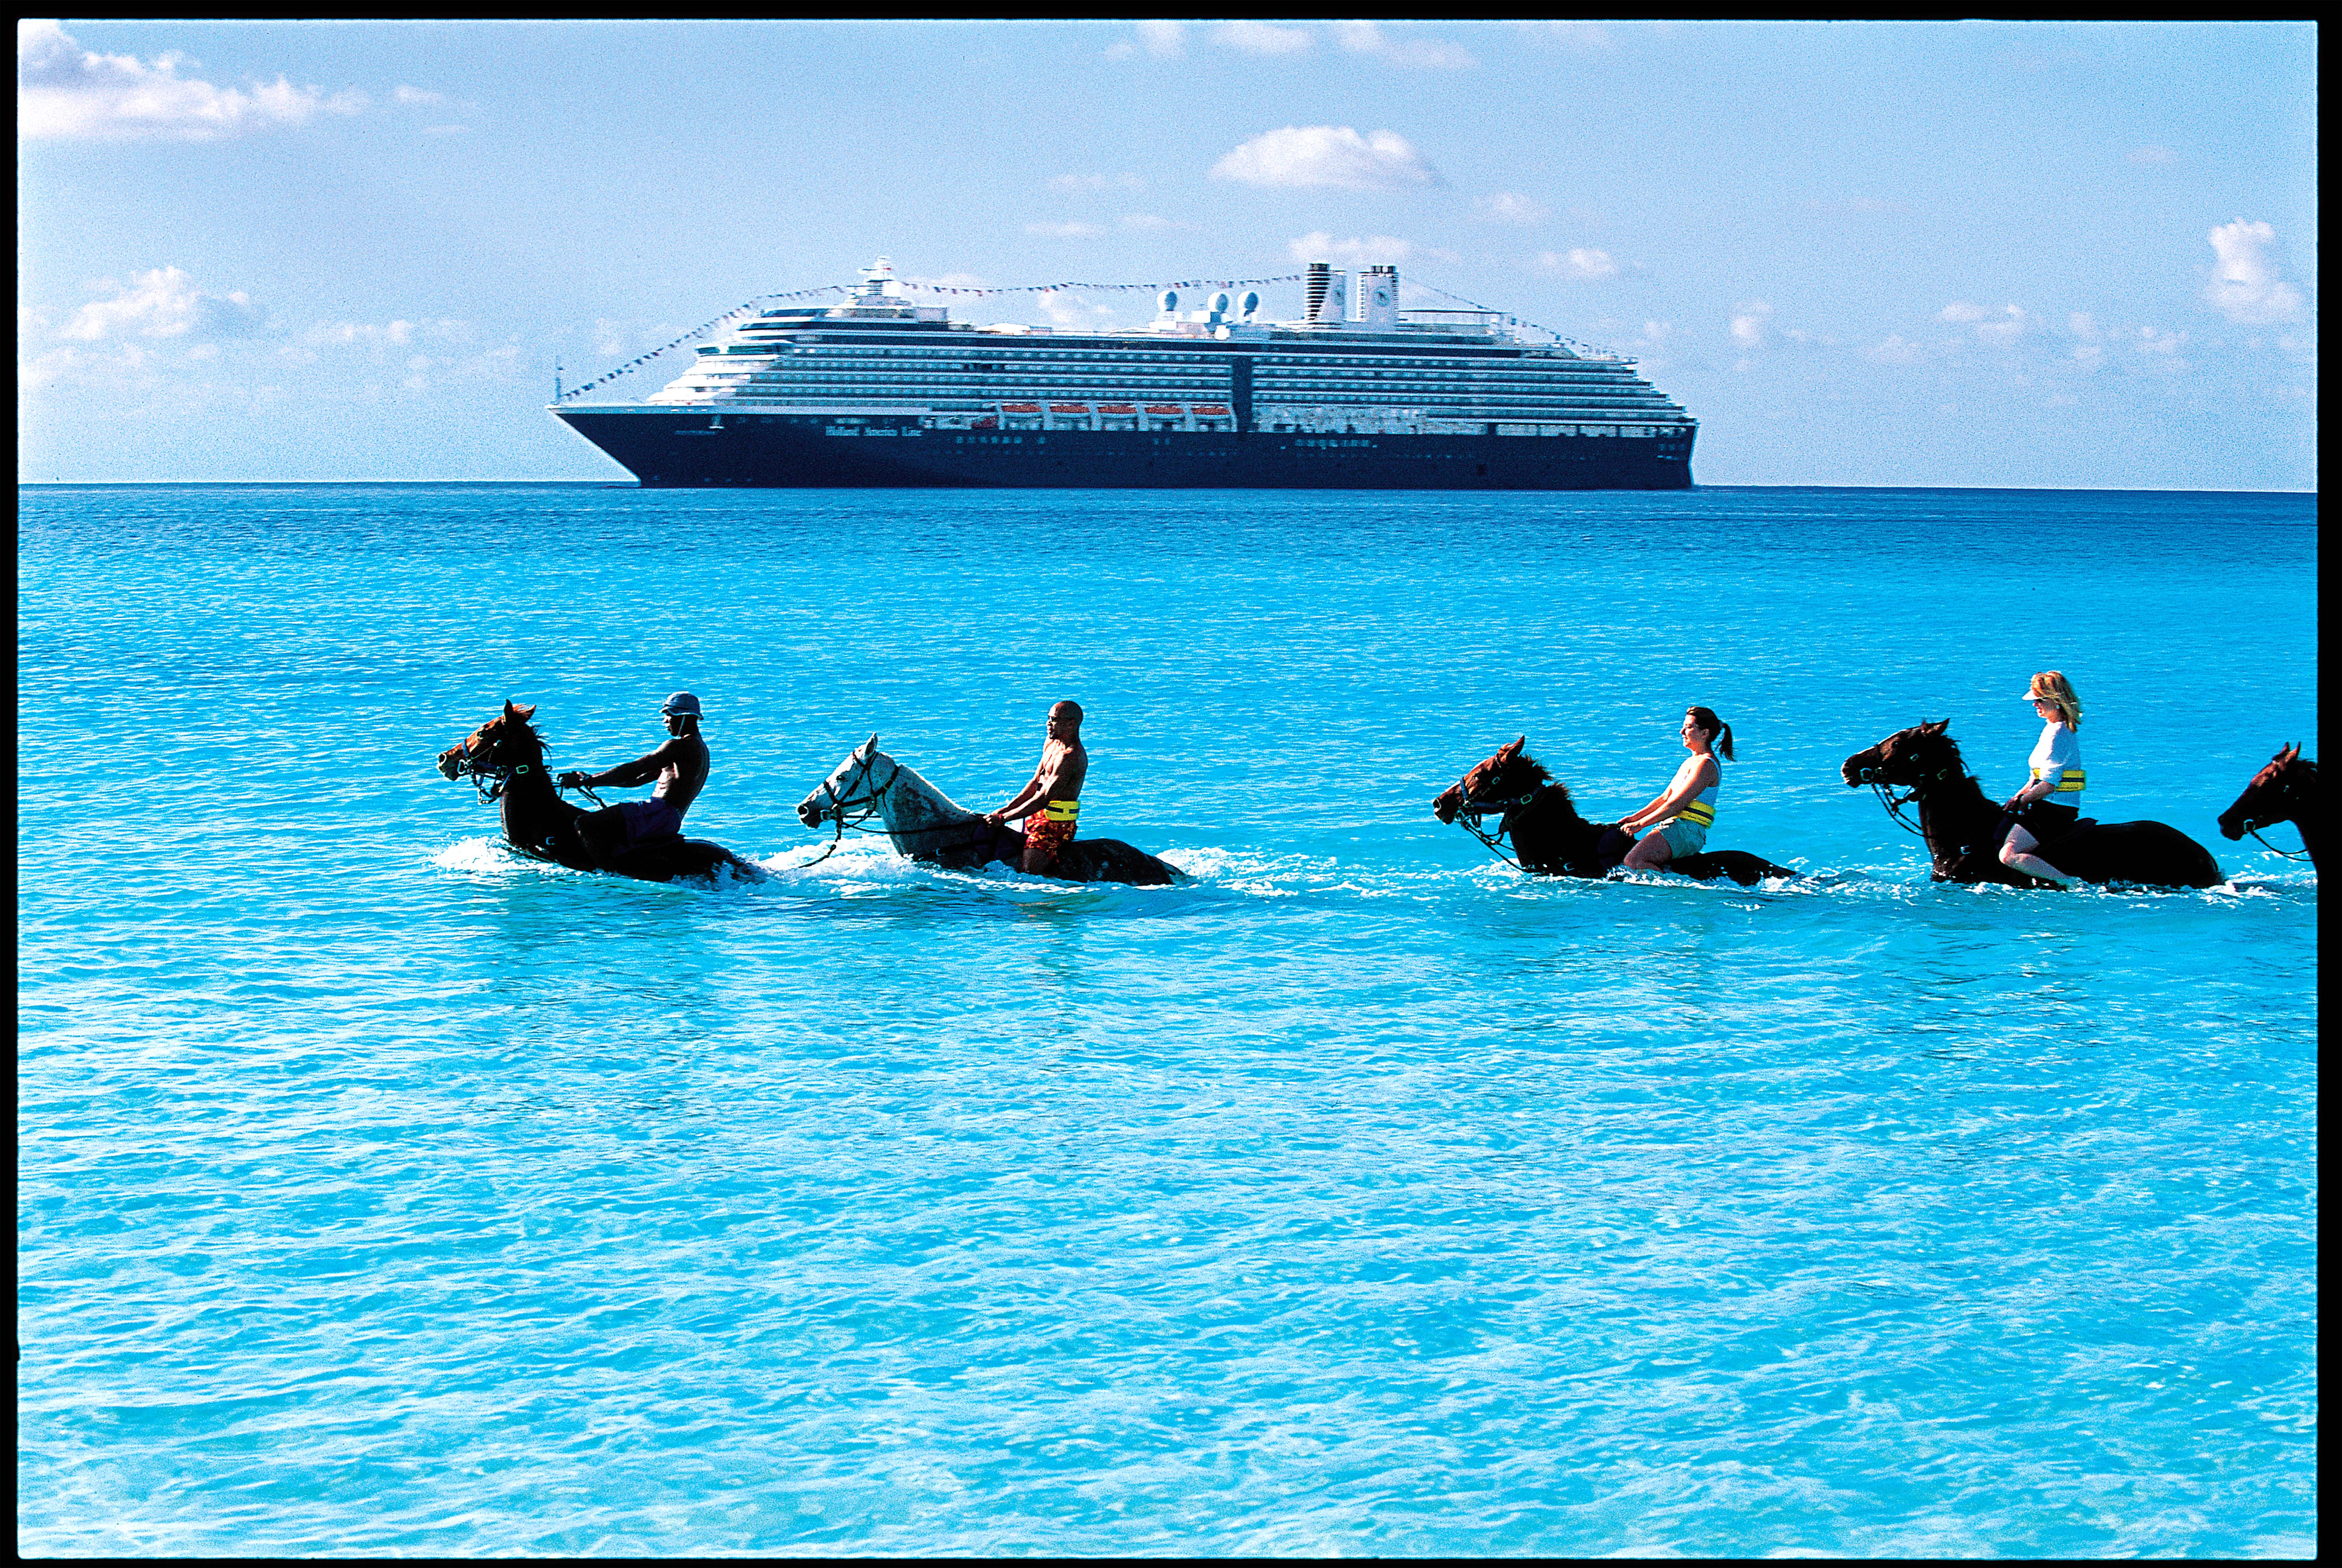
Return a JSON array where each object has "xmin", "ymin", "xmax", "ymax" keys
[
  {"xmin": 584, "ymin": 739, "xmax": 685, "ymax": 790},
  {"xmin": 1621, "ymin": 757, "xmax": 1715, "ymax": 832}
]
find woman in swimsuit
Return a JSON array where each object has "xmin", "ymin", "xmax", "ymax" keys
[
  {"xmin": 1998, "ymin": 671, "xmax": 2085, "ymax": 886},
  {"xmin": 1618, "ymin": 707, "xmax": 1731, "ymax": 873}
]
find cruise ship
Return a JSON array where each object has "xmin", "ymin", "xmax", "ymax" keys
[{"xmin": 552, "ymin": 259, "xmax": 1696, "ymax": 489}]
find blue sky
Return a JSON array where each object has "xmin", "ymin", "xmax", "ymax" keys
[{"xmin": 17, "ymin": 19, "xmax": 2317, "ymax": 487}]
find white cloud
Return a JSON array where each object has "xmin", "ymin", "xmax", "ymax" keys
[
  {"xmin": 392, "ymin": 85, "xmax": 444, "ymax": 106},
  {"xmin": 1974, "ymin": 306, "xmax": 2029, "ymax": 345},
  {"xmin": 1541, "ymin": 248, "xmax": 1618, "ymax": 280},
  {"xmin": 1939, "ymin": 301, "xmax": 1988, "ymax": 323},
  {"xmin": 1286, "ymin": 231, "xmax": 1455, "ymax": 268},
  {"xmin": 1107, "ymin": 22, "xmax": 1185, "ymax": 59},
  {"xmin": 1024, "ymin": 221, "xmax": 1104, "ymax": 239},
  {"xmin": 1119, "ymin": 213, "xmax": 1177, "ymax": 231},
  {"xmin": 2072, "ymin": 342, "xmax": 2104, "ymax": 368},
  {"xmin": 1035, "ymin": 292, "xmax": 1117, "ymax": 327},
  {"xmin": 1865, "ymin": 334, "xmax": 1923, "ymax": 364},
  {"xmin": 2067, "ymin": 312, "xmax": 2098, "ymax": 338},
  {"xmin": 58, "ymin": 266, "xmax": 262, "ymax": 341},
  {"xmin": 2202, "ymin": 219, "xmax": 2304, "ymax": 325},
  {"xmin": 1335, "ymin": 24, "xmax": 1474, "ymax": 69},
  {"xmin": 17, "ymin": 18, "xmax": 365, "ymax": 140},
  {"xmin": 2136, "ymin": 326, "xmax": 2186, "ymax": 355},
  {"xmin": 1730, "ymin": 302, "xmax": 1772, "ymax": 347},
  {"xmin": 1048, "ymin": 172, "xmax": 1144, "ymax": 195},
  {"xmin": 2128, "ymin": 145, "xmax": 2177, "ymax": 165},
  {"xmin": 1211, "ymin": 126, "xmax": 1442, "ymax": 191},
  {"xmin": 1476, "ymin": 192, "xmax": 1550, "ymax": 225},
  {"xmin": 1214, "ymin": 22, "xmax": 1312, "ymax": 54}
]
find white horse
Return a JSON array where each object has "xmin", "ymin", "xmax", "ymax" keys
[{"xmin": 795, "ymin": 736, "xmax": 1186, "ymax": 886}]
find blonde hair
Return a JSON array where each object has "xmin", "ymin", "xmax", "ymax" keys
[{"xmin": 2028, "ymin": 670, "xmax": 2082, "ymax": 730}]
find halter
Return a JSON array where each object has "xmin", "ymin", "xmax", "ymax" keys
[{"xmin": 795, "ymin": 747, "xmax": 909, "ymax": 868}]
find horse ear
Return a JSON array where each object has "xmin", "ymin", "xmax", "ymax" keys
[
  {"xmin": 503, "ymin": 699, "xmax": 517, "ymax": 716},
  {"xmin": 1499, "ymin": 736, "xmax": 1524, "ymax": 759},
  {"xmin": 515, "ymin": 703, "xmax": 536, "ymax": 721},
  {"xmin": 1922, "ymin": 719, "xmax": 1949, "ymax": 735},
  {"xmin": 865, "ymin": 733, "xmax": 879, "ymax": 756}
]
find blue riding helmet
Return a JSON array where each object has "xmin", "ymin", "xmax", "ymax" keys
[{"xmin": 662, "ymin": 691, "xmax": 703, "ymax": 718}]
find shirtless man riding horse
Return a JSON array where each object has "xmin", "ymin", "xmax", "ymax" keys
[
  {"xmin": 985, "ymin": 700, "xmax": 1087, "ymax": 875},
  {"xmin": 556, "ymin": 691, "xmax": 711, "ymax": 869}
]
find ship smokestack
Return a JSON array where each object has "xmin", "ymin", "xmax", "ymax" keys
[{"xmin": 1305, "ymin": 261, "xmax": 1331, "ymax": 323}]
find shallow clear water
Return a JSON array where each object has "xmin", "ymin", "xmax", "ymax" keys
[{"xmin": 17, "ymin": 484, "xmax": 2317, "ymax": 1556}]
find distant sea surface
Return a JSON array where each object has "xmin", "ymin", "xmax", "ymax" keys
[{"xmin": 18, "ymin": 484, "xmax": 2317, "ymax": 1556}]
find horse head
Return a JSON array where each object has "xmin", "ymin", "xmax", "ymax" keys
[
  {"xmin": 1433, "ymin": 735, "xmax": 1552, "ymax": 824},
  {"xmin": 797, "ymin": 734, "xmax": 888, "ymax": 828},
  {"xmin": 1842, "ymin": 720, "xmax": 1959, "ymax": 789},
  {"xmin": 2218, "ymin": 742, "xmax": 2310, "ymax": 841},
  {"xmin": 437, "ymin": 699, "xmax": 543, "ymax": 787}
]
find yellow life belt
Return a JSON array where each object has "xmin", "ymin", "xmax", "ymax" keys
[
  {"xmin": 2031, "ymin": 767, "xmax": 2087, "ymax": 794},
  {"xmin": 1043, "ymin": 799, "xmax": 1080, "ymax": 823},
  {"xmin": 1676, "ymin": 799, "xmax": 1716, "ymax": 829}
]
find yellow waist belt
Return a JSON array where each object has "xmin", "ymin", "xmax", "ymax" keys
[
  {"xmin": 2031, "ymin": 767, "xmax": 2087, "ymax": 793},
  {"xmin": 1043, "ymin": 799, "xmax": 1080, "ymax": 824},
  {"xmin": 1676, "ymin": 800, "xmax": 1715, "ymax": 828}
]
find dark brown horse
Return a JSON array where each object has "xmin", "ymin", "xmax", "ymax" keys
[
  {"xmin": 436, "ymin": 701, "xmax": 763, "ymax": 884},
  {"xmin": 2217, "ymin": 743, "xmax": 2318, "ymax": 874},
  {"xmin": 1842, "ymin": 720, "xmax": 2222, "ymax": 889},
  {"xmin": 1432, "ymin": 737, "xmax": 1798, "ymax": 886}
]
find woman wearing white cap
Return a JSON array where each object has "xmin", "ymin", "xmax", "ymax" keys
[
  {"xmin": 557, "ymin": 691, "xmax": 709, "ymax": 861},
  {"xmin": 1998, "ymin": 671, "xmax": 2084, "ymax": 886}
]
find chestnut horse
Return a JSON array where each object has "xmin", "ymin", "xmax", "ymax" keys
[
  {"xmin": 1432, "ymin": 737, "xmax": 1798, "ymax": 887},
  {"xmin": 436, "ymin": 701, "xmax": 763, "ymax": 884},
  {"xmin": 1841, "ymin": 720, "xmax": 2221, "ymax": 889},
  {"xmin": 2217, "ymin": 743, "xmax": 2318, "ymax": 874}
]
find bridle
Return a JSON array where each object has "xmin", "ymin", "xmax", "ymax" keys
[
  {"xmin": 797, "ymin": 746, "xmax": 905, "ymax": 867},
  {"xmin": 446, "ymin": 723, "xmax": 605, "ymax": 808},
  {"xmin": 2237, "ymin": 766, "xmax": 2314, "ymax": 860},
  {"xmin": 1851, "ymin": 748, "xmax": 1959, "ymax": 840},
  {"xmin": 1446, "ymin": 767, "xmax": 1543, "ymax": 871}
]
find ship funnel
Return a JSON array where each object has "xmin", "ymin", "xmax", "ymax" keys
[
  {"xmin": 1157, "ymin": 289, "xmax": 1179, "ymax": 315},
  {"xmin": 1238, "ymin": 290, "xmax": 1261, "ymax": 321},
  {"xmin": 1305, "ymin": 261, "xmax": 1331, "ymax": 322},
  {"xmin": 1208, "ymin": 290, "xmax": 1232, "ymax": 320}
]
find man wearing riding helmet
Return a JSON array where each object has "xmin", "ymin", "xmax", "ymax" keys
[{"xmin": 558, "ymin": 692, "xmax": 710, "ymax": 861}]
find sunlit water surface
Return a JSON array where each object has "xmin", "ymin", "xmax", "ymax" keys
[{"xmin": 18, "ymin": 484, "xmax": 2317, "ymax": 1556}]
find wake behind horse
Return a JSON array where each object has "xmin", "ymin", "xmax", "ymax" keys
[
  {"xmin": 1433, "ymin": 736, "xmax": 1798, "ymax": 886},
  {"xmin": 796, "ymin": 737, "xmax": 1186, "ymax": 887},
  {"xmin": 1842, "ymin": 720, "xmax": 2222, "ymax": 888},
  {"xmin": 436, "ymin": 701, "xmax": 763, "ymax": 885}
]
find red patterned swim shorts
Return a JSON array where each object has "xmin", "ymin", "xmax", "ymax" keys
[{"xmin": 1024, "ymin": 814, "xmax": 1076, "ymax": 871}]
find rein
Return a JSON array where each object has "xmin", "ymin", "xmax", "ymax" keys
[{"xmin": 2246, "ymin": 822, "xmax": 2315, "ymax": 860}]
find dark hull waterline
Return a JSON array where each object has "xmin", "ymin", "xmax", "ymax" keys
[{"xmin": 556, "ymin": 411, "xmax": 1696, "ymax": 491}]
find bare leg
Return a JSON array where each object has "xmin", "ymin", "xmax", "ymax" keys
[
  {"xmin": 1999, "ymin": 824, "xmax": 2076, "ymax": 886},
  {"xmin": 1622, "ymin": 829, "xmax": 1674, "ymax": 872}
]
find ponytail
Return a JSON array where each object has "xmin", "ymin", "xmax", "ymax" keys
[{"xmin": 1687, "ymin": 706, "xmax": 1734, "ymax": 762}]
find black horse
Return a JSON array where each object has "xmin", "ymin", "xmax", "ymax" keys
[
  {"xmin": 1841, "ymin": 720, "xmax": 2222, "ymax": 889},
  {"xmin": 2217, "ymin": 743, "xmax": 2318, "ymax": 875},
  {"xmin": 1432, "ymin": 736, "xmax": 1798, "ymax": 887},
  {"xmin": 436, "ymin": 701, "xmax": 764, "ymax": 885}
]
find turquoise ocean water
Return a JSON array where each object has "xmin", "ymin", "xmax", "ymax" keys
[{"xmin": 17, "ymin": 484, "xmax": 2317, "ymax": 1555}]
